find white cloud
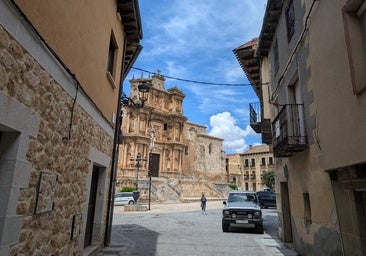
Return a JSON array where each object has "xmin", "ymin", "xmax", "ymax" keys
[
  {"xmin": 130, "ymin": 0, "xmax": 267, "ymax": 148},
  {"xmin": 207, "ymin": 112, "xmax": 256, "ymax": 153},
  {"xmin": 139, "ymin": 0, "xmax": 266, "ymax": 59}
]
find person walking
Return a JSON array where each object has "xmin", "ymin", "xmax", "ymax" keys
[{"xmin": 200, "ymin": 193, "xmax": 207, "ymax": 215}]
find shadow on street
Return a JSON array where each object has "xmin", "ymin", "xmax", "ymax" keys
[{"xmin": 111, "ymin": 224, "xmax": 160, "ymax": 256}]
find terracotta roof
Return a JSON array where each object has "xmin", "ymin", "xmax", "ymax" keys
[
  {"xmin": 117, "ymin": 0, "xmax": 142, "ymax": 43},
  {"xmin": 233, "ymin": 38, "xmax": 261, "ymax": 97},
  {"xmin": 257, "ymin": 0, "xmax": 283, "ymax": 57},
  {"xmin": 117, "ymin": 0, "xmax": 143, "ymax": 79},
  {"xmin": 242, "ymin": 145, "xmax": 271, "ymax": 155}
]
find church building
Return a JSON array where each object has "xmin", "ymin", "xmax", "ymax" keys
[{"xmin": 117, "ymin": 73, "xmax": 225, "ymax": 199}]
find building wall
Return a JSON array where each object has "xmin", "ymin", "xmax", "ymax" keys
[
  {"xmin": 258, "ymin": 0, "xmax": 366, "ymax": 255},
  {"xmin": 225, "ymin": 154, "xmax": 242, "ymax": 186},
  {"xmin": 195, "ymin": 134, "xmax": 225, "ymax": 183},
  {"xmin": 0, "ymin": 0, "xmax": 139, "ymax": 254},
  {"xmin": 14, "ymin": 0, "xmax": 125, "ymax": 124},
  {"xmin": 225, "ymin": 146, "xmax": 274, "ymax": 191},
  {"xmin": 0, "ymin": 22, "xmax": 113, "ymax": 255},
  {"xmin": 182, "ymin": 122, "xmax": 224, "ymax": 183},
  {"xmin": 310, "ymin": 0, "xmax": 366, "ymax": 168},
  {"xmin": 307, "ymin": 1, "xmax": 366, "ymax": 254},
  {"xmin": 266, "ymin": 1, "xmax": 343, "ymax": 254},
  {"xmin": 241, "ymin": 145, "xmax": 274, "ymax": 192}
]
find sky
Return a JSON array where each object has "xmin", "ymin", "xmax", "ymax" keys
[{"xmin": 123, "ymin": 0, "xmax": 267, "ymax": 154}]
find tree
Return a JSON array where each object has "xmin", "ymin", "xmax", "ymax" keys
[{"xmin": 263, "ymin": 170, "xmax": 275, "ymax": 190}]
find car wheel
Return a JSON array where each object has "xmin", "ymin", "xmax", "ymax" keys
[
  {"xmin": 128, "ymin": 200, "xmax": 134, "ymax": 205},
  {"xmin": 222, "ymin": 223, "xmax": 230, "ymax": 232},
  {"xmin": 256, "ymin": 225, "xmax": 264, "ymax": 234}
]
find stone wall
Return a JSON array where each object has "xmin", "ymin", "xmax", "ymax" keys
[
  {"xmin": 183, "ymin": 122, "xmax": 225, "ymax": 183},
  {"xmin": 0, "ymin": 25, "xmax": 113, "ymax": 255}
]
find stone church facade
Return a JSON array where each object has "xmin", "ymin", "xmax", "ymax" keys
[{"xmin": 117, "ymin": 74, "xmax": 225, "ymax": 198}]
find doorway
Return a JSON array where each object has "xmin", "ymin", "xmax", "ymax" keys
[
  {"xmin": 328, "ymin": 165, "xmax": 366, "ymax": 255},
  {"xmin": 84, "ymin": 166, "xmax": 99, "ymax": 248},
  {"xmin": 150, "ymin": 154, "xmax": 160, "ymax": 177},
  {"xmin": 280, "ymin": 182, "xmax": 293, "ymax": 242}
]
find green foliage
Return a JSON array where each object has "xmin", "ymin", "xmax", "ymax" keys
[
  {"xmin": 228, "ymin": 184, "xmax": 238, "ymax": 190},
  {"xmin": 120, "ymin": 186, "xmax": 135, "ymax": 192},
  {"xmin": 263, "ymin": 170, "xmax": 275, "ymax": 190}
]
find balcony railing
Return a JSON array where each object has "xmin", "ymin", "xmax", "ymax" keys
[
  {"xmin": 272, "ymin": 104, "xmax": 307, "ymax": 157},
  {"xmin": 249, "ymin": 102, "xmax": 261, "ymax": 133}
]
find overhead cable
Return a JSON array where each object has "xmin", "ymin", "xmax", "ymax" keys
[{"xmin": 131, "ymin": 67, "xmax": 267, "ymax": 87}]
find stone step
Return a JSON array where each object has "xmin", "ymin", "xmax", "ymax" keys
[{"xmin": 124, "ymin": 205, "xmax": 148, "ymax": 212}]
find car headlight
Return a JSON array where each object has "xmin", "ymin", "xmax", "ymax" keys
[
  {"xmin": 254, "ymin": 211, "xmax": 261, "ymax": 217},
  {"xmin": 223, "ymin": 210, "xmax": 230, "ymax": 215}
]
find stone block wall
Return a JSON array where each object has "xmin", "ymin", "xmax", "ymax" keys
[{"xmin": 0, "ymin": 24, "xmax": 113, "ymax": 255}]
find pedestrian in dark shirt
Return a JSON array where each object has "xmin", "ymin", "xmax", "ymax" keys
[{"xmin": 201, "ymin": 193, "xmax": 207, "ymax": 215}]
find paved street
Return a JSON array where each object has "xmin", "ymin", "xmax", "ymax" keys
[{"xmin": 94, "ymin": 201, "xmax": 297, "ymax": 256}]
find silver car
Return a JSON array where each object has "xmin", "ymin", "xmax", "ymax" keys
[
  {"xmin": 222, "ymin": 191, "xmax": 263, "ymax": 233},
  {"xmin": 114, "ymin": 192, "xmax": 135, "ymax": 205}
]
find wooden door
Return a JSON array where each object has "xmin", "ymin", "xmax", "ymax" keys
[
  {"xmin": 84, "ymin": 166, "xmax": 99, "ymax": 248},
  {"xmin": 151, "ymin": 154, "xmax": 160, "ymax": 177}
]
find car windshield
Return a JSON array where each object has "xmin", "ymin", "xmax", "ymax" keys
[{"xmin": 228, "ymin": 193, "xmax": 257, "ymax": 203}]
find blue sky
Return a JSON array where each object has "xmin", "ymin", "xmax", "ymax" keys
[{"xmin": 123, "ymin": 0, "xmax": 267, "ymax": 154}]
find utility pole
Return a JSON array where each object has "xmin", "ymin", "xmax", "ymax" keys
[{"xmin": 148, "ymin": 129, "xmax": 155, "ymax": 210}]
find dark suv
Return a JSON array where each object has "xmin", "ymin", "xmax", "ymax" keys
[
  {"xmin": 222, "ymin": 191, "xmax": 263, "ymax": 234},
  {"xmin": 257, "ymin": 191, "xmax": 276, "ymax": 208}
]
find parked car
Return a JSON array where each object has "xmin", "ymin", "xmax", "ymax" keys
[
  {"xmin": 257, "ymin": 191, "xmax": 277, "ymax": 208},
  {"xmin": 114, "ymin": 192, "xmax": 135, "ymax": 205},
  {"xmin": 222, "ymin": 191, "xmax": 263, "ymax": 234}
]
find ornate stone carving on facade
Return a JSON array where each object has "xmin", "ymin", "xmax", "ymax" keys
[{"xmin": 118, "ymin": 74, "xmax": 225, "ymax": 189}]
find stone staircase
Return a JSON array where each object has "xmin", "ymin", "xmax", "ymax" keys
[{"xmin": 135, "ymin": 177, "xmax": 229, "ymax": 203}]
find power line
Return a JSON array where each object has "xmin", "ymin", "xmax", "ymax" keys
[{"xmin": 131, "ymin": 67, "xmax": 257, "ymax": 87}]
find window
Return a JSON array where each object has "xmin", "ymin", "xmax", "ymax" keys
[
  {"xmin": 208, "ymin": 143, "xmax": 212, "ymax": 154},
  {"xmin": 164, "ymin": 123, "xmax": 168, "ymax": 131},
  {"xmin": 185, "ymin": 146, "xmax": 188, "ymax": 155},
  {"xmin": 275, "ymin": 119, "xmax": 280, "ymax": 138},
  {"xmin": 251, "ymin": 158, "xmax": 255, "ymax": 167},
  {"xmin": 107, "ymin": 33, "xmax": 117, "ymax": 76},
  {"xmin": 245, "ymin": 159, "xmax": 249, "ymax": 167},
  {"xmin": 273, "ymin": 39, "xmax": 279, "ymax": 75},
  {"xmin": 269, "ymin": 157, "xmax": 273, "ymax": 165},
  {"xmin": 261, "ymin": 158, "xmax": 266, "ymax": 166},
  {"xmin": 343, "ymin": 0, "xmax": 366, "ymax": 94},
  {"xmin": 286, "ymin": 0, "xmax": 295, "ymax": 41},
  {"xmin": 251, "ymin": 171, "xmax": 256, "ymax": 179},
  {"xmin": 303, "ymin": 193, "xmax": 312, "ymax": 224},
  {"xmin": 354, "ymin": 191, "xmax": 366, "ymax": 233}
]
